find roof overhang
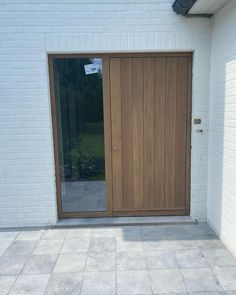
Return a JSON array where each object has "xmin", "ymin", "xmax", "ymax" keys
[{"xmin": 172, "ymin": 0, "xmax": 230, "ymax": 18}]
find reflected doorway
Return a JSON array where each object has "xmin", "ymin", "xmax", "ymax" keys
[{"xmin": 50, "ymin": 56, "xmax": 111, "ymax": 216}]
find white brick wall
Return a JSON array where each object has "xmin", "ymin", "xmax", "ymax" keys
[
  {"xmin": 208, "ymin": 0, "xmax": 236, "ymax": 256},
  {"xmin": 0, "ymin": 0, "xmax": 211, "ymax": 227}
]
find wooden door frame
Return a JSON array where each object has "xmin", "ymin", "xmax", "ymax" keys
[
  {"xmin": 48, "ymin": 52, "xmax": 192, "ymax": 219},
  {"xmin": 48, "ymin": 54, "xmax": 113, "ymax": 218}
]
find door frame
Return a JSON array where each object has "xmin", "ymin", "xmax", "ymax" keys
[
  {"xmin": 48, "ymin": 54, "xmax": 113, "ymax": 218},
  {"xmin": 48, "ymin": 52, "xmax": 192, "ymax": 219}
]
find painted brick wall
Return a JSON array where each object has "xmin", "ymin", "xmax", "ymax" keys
[
  {"xmin": 208, "ymin": 0, "xmax": 236, "ymax": 256},
  {"xmin": 0, "ymin": 0, "xmax": 211, "ymax": 227}
]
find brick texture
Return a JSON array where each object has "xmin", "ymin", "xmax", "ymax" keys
[
  {"xmin": 0, "ymin": 0, "xmax": 211, "ymax": 227},
  {"xmin": 208, "ymin": 0, "xmax": 236, "ymax": 256}
]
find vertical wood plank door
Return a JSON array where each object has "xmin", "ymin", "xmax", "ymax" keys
[{"xmin": 110, "ymin": 55, "xmax": 191, "ymax": 216}]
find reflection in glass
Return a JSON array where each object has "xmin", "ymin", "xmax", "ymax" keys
[{"xmin": 53, "ymin": 58, "xmax": 105, "ymax": 212}]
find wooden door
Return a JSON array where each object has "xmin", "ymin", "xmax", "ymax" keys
[{"xmin": 110, "ymin": 55, "xmax": 191, "ymax": 216}]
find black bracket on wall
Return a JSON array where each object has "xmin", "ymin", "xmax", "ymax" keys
[{"xmin": 172, "ymin": 0, "xmax": 213, "ymax": 18}]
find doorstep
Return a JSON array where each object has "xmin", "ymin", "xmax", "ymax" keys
[{"xmin": 56, "ymin": 216, "xmax": 195, "ymax": 228}]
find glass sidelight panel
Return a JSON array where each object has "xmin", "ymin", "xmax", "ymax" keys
[{"xmin": 52, "ymin": 57, "xmax": 106, "ymax": 212}]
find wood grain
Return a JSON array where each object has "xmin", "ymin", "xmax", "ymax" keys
[
  {"xmin": 132, "ymin": 58, "xmax": 144, "ymax": 209},
  {"xmin": 154, "ymin": 58, "xmax": 166, "ymax": 208},
  {"xmin": 144, "ymin": 58, "xmax": 155, "ymax": 209},
  {"xmin": 165, "ymin": 58, "xmax": 177, "ymax": 208},
  {"xmin": 49, "ymin": 53, "xmax": 192, "ymax": 218},
  {"xmin": 110, "ymin": 58, "xmax": 123, "ymax": 210},
  {"xmin": 175, "ymin": 57, "xmax": 189, "ymax": 208}
]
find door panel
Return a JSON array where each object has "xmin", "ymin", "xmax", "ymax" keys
[
  {"xmin": 133, "ymin": 58, "xmax": 144, "ymax": 209},
  {"xmin": 52, "ymin": 57, "xmax": 106, "ymax": 213},
  {"xmin": 110, "ymin": 58, "xmax": 123, "ymax": 210},
  {"xmin": 50, "ymin": 53, "xmax": 191, "ymax": 218},
  {"xmin": 143, "ymin": 58, "xmax": 155, "ymax": 209},
  {"xmin": 110, "ymin": 56, "xmax": 191, "ymax": 215},
  {"xmin": 121, "ymin": 59, "xmax": 134, "ymax": 209},
  {"xmin": 50, "ymin": 56, "xmax": 113, "ymax": 218},
  {"xmin": 154, "ymin": 58, "xmax": 166, "ymax": 209},
  {"xmin": 175, "ymin": 57, "xmax": 189, "ymax": 208},
  {"xmin": 165, "ymin": 57, "xmax": 177, "ymax": 208}
]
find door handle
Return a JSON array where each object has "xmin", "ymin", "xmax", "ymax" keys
[{"xmin": 112, "ymin": 145, "xmax": 119, "ymax": 151}]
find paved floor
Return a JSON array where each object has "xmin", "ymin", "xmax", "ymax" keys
[
  {"xmin": 0, "ymin": 223, "xmax": 236, "ymax": 294},
  {"xmin": 62, "ymin": 181, "xmax": 106, "ymax": 212}
]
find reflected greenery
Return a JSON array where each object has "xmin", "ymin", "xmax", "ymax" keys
[{"xmin": 54, "ymin": 58, "xmax": 105, "ymax": 181}]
